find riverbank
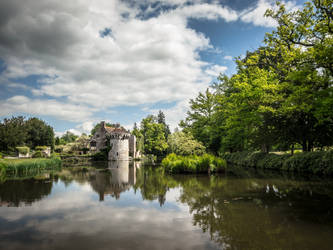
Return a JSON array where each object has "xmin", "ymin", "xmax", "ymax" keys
[
  {"xmin": 224, "ymin": 151, "xmax": 333, "ymax": 175},
  {"xmin": 0, "ymin": 157, "xmax": 62, "ymax": 176}
]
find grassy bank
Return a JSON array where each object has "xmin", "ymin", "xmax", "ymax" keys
[
  {"xmin": 161, "ymin": 153, "xmax": 226, "ymax": 174},
  {"xmin": 0, "ymin": 157, "xmax": 62, "ymax": 176},
  {"xmin": 224, "ymin": 151, "xmax": 333, "ymax": 175}
]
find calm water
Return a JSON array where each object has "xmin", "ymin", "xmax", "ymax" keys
[{"xmin": 1, "ymin": 161, "xmax": 333, "ymax": 250}]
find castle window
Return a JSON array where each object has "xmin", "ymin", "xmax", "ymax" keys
[{"xmin": 96, "ymin": 134, "xmax": 100, "ymax": 138}]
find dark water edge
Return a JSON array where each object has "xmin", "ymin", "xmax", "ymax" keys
[{"xmin": 1, "ymin": 161, "xmax": 333, "ymax": 250}]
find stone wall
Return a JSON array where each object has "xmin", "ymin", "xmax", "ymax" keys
[
  {"xmin": 109, "ymin": 135, "xmax": 129, "ymax": 161},
  {"xmin": 129, "ymin": 135, "xmax": 136, "ymax": 158}
]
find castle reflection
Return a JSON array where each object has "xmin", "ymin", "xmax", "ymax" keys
[{"xmin": 90, "ymin": 161, "xmax": 140, "ymax": 201}]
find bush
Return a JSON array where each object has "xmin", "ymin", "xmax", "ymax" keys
[
  {"xmin": 35, "ymin": 146, "xmax": 48, "ymax": 150},
  {"xmin": 16, "ymin": 146, "xmax": 30, "ymax": 155},
  {"xmin": 32, "ymin": 151, "xmax": 46, "ymax": 158},
  {"xmin": 225, "ymin": 150, "xmax": 333, "ymax": 175},
  {"xmin": 91, "ymin": 149, "xmax": 108, "ymax": 161},
  {"xmin": 162, "ymin": 153, "xmax": 226, "ymax": 174}
]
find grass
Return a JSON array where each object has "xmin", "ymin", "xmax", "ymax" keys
[
  {"xmin": 161, "ymin": 153, "xmax": 226, "ymax": 174},
  {"xmin": 0, "ymin": 157, "xmax": 62, "ymax": 176}
]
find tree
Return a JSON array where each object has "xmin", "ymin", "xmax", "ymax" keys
[
  {"xmin": 140, "ymin": 115, "xmax": 168, "ymax": 157},
  {"xmin": 0, "ymin": 116, "xmax": 26, "ymax": 152},
  {"xmin": 25, "ymin": 118, "xmax": 55, "ymax": 149},
  {"xmin": 181, "ymin": 0, "xmax": 333, "ymax": 153},
  {"xmin": 157, "ymin": 110, "xmax": 171, "ymax": 140},
  {"xmin": 168, "ymin": 131, "xmax": 206, "ymax": 156},
  {"xmin": 180, "ymin": 88, "xmax": 218, "ymax": 152},
  {"xmin": 61, "ymin": 131, "xmax": 78, "ymax": 144},
  {"xmin": 132, "ymin": 122, "xmax": 144, "ymax": 153}
]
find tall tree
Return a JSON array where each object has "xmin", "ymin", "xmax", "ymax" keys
[
  {"xmin": 0, "ymin": 116, "xmax": 26, "ymax": 152},
  {"xmin": 25, "ymin": 118, "xmax": 55, "ymax": 149},
  {"xmin": 157, "ymin": 110, "xmax": 171, "ymax": 140}
]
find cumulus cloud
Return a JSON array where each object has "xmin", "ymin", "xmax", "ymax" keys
[
  {"xmin": 0, "ymin": 96, "xmax": 97, "ymax": 122},
  {"xmin": 240, "ymin": 0, "xmax": 299, "ymax": 27},
  {"xmin": 224, "ymin": 55, "xmax": 233, "ymax": 60},
  {"xmin": 205, "ymin": 64, "xmax": 227, "ymax": 77},
  {"xmin": 0, "ymin": 0, "xmax": 299, "ymax": 128}
]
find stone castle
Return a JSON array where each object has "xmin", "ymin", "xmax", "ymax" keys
[{"xmin": 89, "ymin": 121, "xmax": 136, "ymax": 161}]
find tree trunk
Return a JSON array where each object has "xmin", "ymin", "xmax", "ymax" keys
[{"xmin": 291, "ymin": 144, "xmax": 294, "ymax": 155}]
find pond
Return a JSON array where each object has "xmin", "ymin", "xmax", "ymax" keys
[{"xmin": 1, "ymin": 161, "xmax": 333, "ymax": 250}]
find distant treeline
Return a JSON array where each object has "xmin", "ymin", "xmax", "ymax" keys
[
  {"xmin": 180, "ymin": 0, "xmax": 333, "ymax": 154},
  {"xmin": 0, "ymin": 116, "xmax": 54, "ymax": 154}
]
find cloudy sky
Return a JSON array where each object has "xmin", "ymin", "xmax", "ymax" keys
[{"xmin": 0, "ymin": 0, "xmax": 304, "ymax": 136}]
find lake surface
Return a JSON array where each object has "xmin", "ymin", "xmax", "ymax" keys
[{"xmin": 1, "ymin": 161, "xmax": 333, "ymax": 250}]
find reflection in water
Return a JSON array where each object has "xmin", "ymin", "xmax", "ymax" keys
[
  {"xmin": 0, "ymin": 163, "xmax": 333, "ymax": 250},
  {"xmin": 90, "ymin": 161, "xmax": 138, "ymax": 200}
]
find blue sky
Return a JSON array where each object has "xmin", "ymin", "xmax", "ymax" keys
[{"xmin": 0, "ymin": 0, "xmax": 304, "ymax": 136}]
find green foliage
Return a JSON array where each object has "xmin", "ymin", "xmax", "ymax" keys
[
  {"xmin": 61, "ymin": 131, "xmax": 78, "ymax": 144},
  {"xmin": 282, "ymin": 151, "xmax": 333, "ymax": 175},
  {"xmin": 0, "ymin": 116, "xmax": 54, "ymax": 153},
  {"xmin": 35, "ymin": 146, "xmax": 48, "ymax": 150},
  {"xmin": 25, "ymin": 118, "xmax": 54, "ymax": 149},
  {"xmin": 168, "ymin": 131, "xmax": 206, "ymax": 156},
  {"xmin": 180, "ymin": 88, "xmax": 218, "ymax": 152},
  {"xmin": 91, "ymin": 148, "xmax": 109, "ymax": 161},
  {"xmin": 225, "ymin": 150, "xmax": 333, "ymax": 175},
  {"xmin": 162, "ymin": 153, "xmax": 226, "ymax": 174},
  {"xmin": 16, "ymin": 146, "xmax": 30, "ymax": 155},
  {"xmin": 181, "ymin": 0, "xmax": 333, "ymax": 154},
  {"xmin": 32, "ymin": 151, "xmax": 46, "ymax": 158},
  {"xmin": 0, "ymin": 158, "xmax": 62, "ymax": 175},
  {"xmin": 139, "ymin": 114, "xmax": 169, "ymax": 157}
]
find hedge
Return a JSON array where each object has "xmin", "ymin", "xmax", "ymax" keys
[{"xmin": 224, "ymin": 151, "xmax": 333, "ymax": 175}]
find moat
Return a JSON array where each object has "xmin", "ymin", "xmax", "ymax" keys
[{"xmin": 1, "ymin": 162, "xmax": 333, "ymax": 250}]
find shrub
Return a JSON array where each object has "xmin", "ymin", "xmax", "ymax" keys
[
  {"xmin": 35, "ymin": 146, "xmax": 48, "ymax": 150},
  {"xmin": 162, "ymin": 153, "xmax": 226, "ymax": 174},
  {"xmin": 92, "ymin": 150, "xmax": 108, "ymax": 161},
  {"xmin": 225, "ymin": 150, "xmax": 333, "ymax": 175},
  {"xmin": 32, "ymin": 151, "xmax": 46, "ymax": 158},
  {"xmin": 16, "ymin": 146, "xmax": 30, "ymax": 155}
]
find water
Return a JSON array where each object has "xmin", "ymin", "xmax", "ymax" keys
[{"xmin": 1, "ymin": 161, "xmax": 333, "ymax": 250}]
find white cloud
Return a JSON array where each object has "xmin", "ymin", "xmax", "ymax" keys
[
  {"xmin": 224, "ymin": 55, "xmax": 233, "ymax": 60},
  {"xmin": 240, "ymin": 0, "xmax": 299, "ymax": 28},
  {"xmin": 205, "ymin": 64, "xmax": 227, "ymax": 77},
  {"xmin": 0, "ymin": 96, "xmax": 97, "ymax": 122},
  {"xmin": 0, "ymin": 0, "xmax": 299, "ymax": 127}
]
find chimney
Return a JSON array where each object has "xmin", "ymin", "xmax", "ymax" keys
[{"xmin": 101, "ymin": 121, "xmax": 106, "ymax": 128}]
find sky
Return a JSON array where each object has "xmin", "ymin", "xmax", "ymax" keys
[{"xmin": 0, "ymin": 0, "xmax": 305, "ymax": 136}]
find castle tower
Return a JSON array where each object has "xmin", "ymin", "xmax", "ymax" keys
[{"xmin": 108, "ymin": 129, "xmax": 130, "ymax": 161}]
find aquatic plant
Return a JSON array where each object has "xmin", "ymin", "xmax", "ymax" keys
[
  {"xmin": 0, "ymin": 157, "xmax": 62, "ymax": 176},
  {"xmin": 161, "ymin": 153, "xmax": 226, "ymax": 174}
]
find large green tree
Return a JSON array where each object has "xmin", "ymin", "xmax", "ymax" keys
[
  {"xmin": 25, "ymin": 117, "xmax": 55, "ymax": 149},
  {"xmin": 182, "ymin": 0, "xmax": 333, "ymax": 154}
]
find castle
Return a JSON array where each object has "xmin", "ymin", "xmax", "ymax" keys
[{"xmin": 89, "ymin": 121, "xmax": 136, "ymax": 161}]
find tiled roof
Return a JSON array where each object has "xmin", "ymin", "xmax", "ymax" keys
[{"xmin": 104, "ymin": 126, "xmax": 128, "ymax": 134}]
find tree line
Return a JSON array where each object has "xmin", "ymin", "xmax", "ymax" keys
[
  {"xmin": 180, "ymin": 0, "xmax": 332, "ymax": 154},
  {"xmin": 0, "ymin": 116, "xmax": 55, "ymax": 154}
]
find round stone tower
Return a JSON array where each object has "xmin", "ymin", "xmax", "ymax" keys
[{"xmin": 108, "ymin": 129, "xmax": 131, "ymax": 161}]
